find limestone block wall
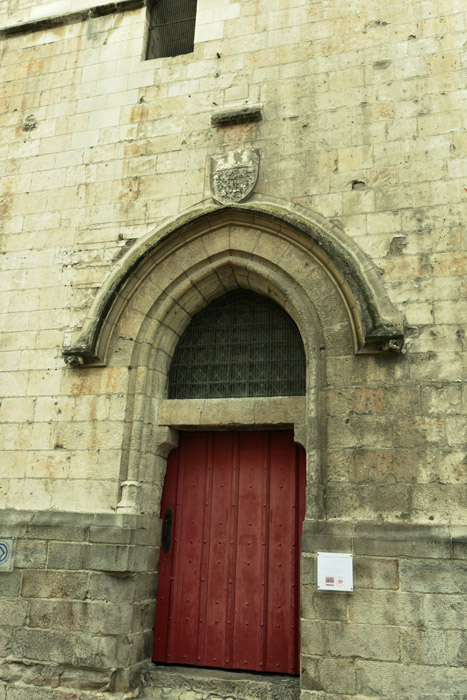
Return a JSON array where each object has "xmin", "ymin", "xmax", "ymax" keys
[{"xmin": 1, "ymin": 0, "xmax": 465, "ymax": 518}]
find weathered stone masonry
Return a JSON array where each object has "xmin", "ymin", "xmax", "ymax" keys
[{"xmin": 0, "ymin": 0, "xmax": 466, "ymax": 698}]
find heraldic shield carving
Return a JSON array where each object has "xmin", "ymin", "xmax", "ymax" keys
[{"xmin": 210, "ymin": 149, "xmax": 260, "ymax": 205}]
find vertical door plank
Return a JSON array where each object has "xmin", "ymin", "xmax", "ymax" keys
[
  {"xmin": 167, "ymin": 432, "xmax": 208, "ymax": 665},
  {"xmin": 152, "ymin": 444, "xmax": 179, "ymax": 661},
  {"xmin": 202, "ymin": 432, "xmax": 235, "ymax": 666},
  {"xmin": 232, "ymin": 431, "xmax": 267, "ymax": 671},
  {"xmin": 266, "ymin": 431, "xmax": 298, "ymax": 673}
]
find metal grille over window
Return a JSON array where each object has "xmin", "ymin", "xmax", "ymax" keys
[
  {"xmin": 146, "ymin": 0, "xmax": 198, "ymax": 60},
  {"xmin": 169, "ymin": 290, "xmax": 306, "ymax": 399}
]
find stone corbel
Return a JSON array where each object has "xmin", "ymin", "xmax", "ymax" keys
[{"xmin": 357, "ymin": 324, "xmax": 405, "ymax": 355}]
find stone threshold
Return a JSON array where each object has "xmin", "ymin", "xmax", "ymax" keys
[{"xmin": 138, "ymin": 662, "xmax": 300, "ymax": 700}]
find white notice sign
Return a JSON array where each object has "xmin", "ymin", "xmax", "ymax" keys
[{"xmin": 317, "ymin": 552, "xmax": 353, "ymax": 592}]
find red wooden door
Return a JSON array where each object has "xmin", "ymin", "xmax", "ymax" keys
[{"xmin": 153, "ymin": 431, "xmax": 305, "ymax": 674}]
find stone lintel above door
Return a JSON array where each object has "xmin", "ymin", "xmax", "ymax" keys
[{"xmin": 158, "ymin": 396, "xmax": 307, "ymax": 446}]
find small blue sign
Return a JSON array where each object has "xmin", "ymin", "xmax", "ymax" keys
[{"xmin": 0, "ymin": 539, "xmax": 15, "ymax": 572}]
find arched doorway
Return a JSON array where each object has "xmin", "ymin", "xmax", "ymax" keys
[
  {"xmin": 62, "ymin": 201, "xmax": 403, "ymax": 686},
  {"xmin": 152, "ymin": 290, "xmax": 307, "ymax": 674}
]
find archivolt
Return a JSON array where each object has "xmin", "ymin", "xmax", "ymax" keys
[{"xmin": 62, "ymin": 198, "xmax": 404, "ymax": 367}]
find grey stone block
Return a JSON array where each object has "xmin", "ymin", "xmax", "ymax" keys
[
  {"xmin": 134, "ymin": 572, "xmax": 157, "ymax": 601},
  {"xmin": 0, "ymin": 600, "xmax": 28, "ymax": 627},
  {"xmin": 425, "ymin": 594, "xmax": 467, "ymax": 629},
  {"xmin": 301, "ymin": 589, "xmax": 348, "ymax": 622},
  {"xmin": 300, "ymin": 656, "xmax": 356, "ymax": 700},
  {"xmin": 29, "ymin": 511, "xmax": 93, "ymax": 542},
  {"xmin": 146, "ymin": 546, "xmax": 159, "ymax": 572},
  {"xmin": 452, "ymin": 540, "xmax": 467, "ymax": 559},
  {"xmin": 0, "ymin": 660, "xmax": 23, "ymax": 683},
  {"xmin": 11, "ymin": 629, "xmax": 76, "ymax": 664},
  {"xmin": 400, "ymin": 559, "xmax": 467, "ymax": 593},
  {"xmin": 401, "ymin": 629, "xmax": 447, "ymax": 665},
  {"xmin": 0, "ymin": 628, "xmax": 12, "ymax": 657},
  {"xmin": 326, "ymin": 621, "xmax": 400, "ymax": 661},
  {"xmin": 10, "ymin": 630, "xmax": 120, "ymax": 671},
  {"xmin": 127, "ymin": 631, "xmax": 145, "ymax": 665},
  {"xmin": 348, "ymin": 590, "xmax": 423, "ymax": 627},
  {"xmin": 446, "ymin": 630, "xmax": 467, "ymax": 666},
  {"xmin": 318, "ymin": 657, "xmax": 357, "ymax": 695},
  {"xmin": 14, "ymin": 541, "xmax": 47, "ymax": 569},
  {"xmin": 93, "ymin": 512, "xmax": 138, "ymax": 528},
  {"xmin": 137, "ymin": 600, "xmax": 157, "ymax": 633},
  {"xmin": 46, "ymin": 540, "xmax": 146, "ymax": 573},
  {"xmin": 452, "ymin": 527, "xmax": 467, "ymax": 559},
  {"xmin": 0, "ymin": 570, "xmax": 22, "ymax": 598},
  {"xmin": 88, "ymin": 543, "xmax": 144, "ymax": 572},
  {"xmin": 58, "ymin": 667, "xmax": 113, "ymax": 691},
  {"xmin": 295, "ymin": 655, "xmax": 322, "ymax": 693},
  {"xmin": 28, "ymin": 600, "xmax": 134, "ymax": 635},
  {"xmin": 355, "ymin": 535, "xmax": 452, "ymax": 559},
  {"xmin": 300, "ymin": 692, "xmax": 343, "ymax": 700},
  {"xmin": 47, "ymin": 542, "xmax": 89, "ymax": 570},
  {"xmin": 114, "ymin": 635, "xmax": 133, "ymax": 667},
  {"xmin": 89, "ymin": 525, "xmax": 132, "ymax": 544},
  {"xmin": 301, "ymin": 531, "xmax": 353, "ymax": 554},
  {"xmin": 72, "ymin": 632, "xmax": 120, "ymax": 668},
  {"xmin": 301, "ymin": 520, "xmax": 355, "ymax": 538},
  {"xmin": 88, "ymin": 572, "xmax": 136, "ymax": 602},
  {"xmin": 354, "ymin": 522, "xmax": 452, "ymax": 559},
  {"xmin": 21, "ymin": 570, "xmax": 88, "ymax": 599},
  {"xmin": 314, "ymin": 591, "xmax": 348, "ymax": 622},
  {"xmin": 0, "ymin": 510, "xmax": 33, "ymax": 538},
  {"xmin": 354, "ymin": 557, "xmax": 399, "ymax": 590},
  {"xmin": 356, "ymin": 659, "xmax": 467, "ymax": 697},
  {"xmin": 300, "ymin": 555, "xmax": 315, "ymax": 586},
  {"xmin": 300, "ymin": 620, "xmax": 325, "ymax": 656},
  {"xmin": 131, "ymin": 523, "xmax": 157, "ymax": 546},
  {"xmin": 211, "ymin": 104, "xmax": 262, "ymax": 127}
]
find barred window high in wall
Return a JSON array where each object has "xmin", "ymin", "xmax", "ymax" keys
[{"xmin": 146, "ymin": 0, "xmax": 198, "ymax": 59}]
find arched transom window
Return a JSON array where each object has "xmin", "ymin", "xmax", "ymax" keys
[{"xmin": 168, "ymin": 290, "xmax": 306, "ymax": 399}]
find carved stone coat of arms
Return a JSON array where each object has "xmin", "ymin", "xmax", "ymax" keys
[{"xmin": 210, "ymin": 149, "xmax": 260, "ymax": 205}]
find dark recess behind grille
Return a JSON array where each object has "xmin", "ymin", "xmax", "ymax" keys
[
  {"xmin": 168, "ymin": 290, "xmax": 306, "ymax": 399},
  {"xmin": 147, "ymin": 0, "xmax": 198, "ymax": 59}
]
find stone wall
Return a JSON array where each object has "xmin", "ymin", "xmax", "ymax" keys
[
  {"xmin": 301, "ymin": 522, "xmax": 467, "ymax": 699},
  {"xmin": 0, "ymin": 0, "xmax": 466, "ymax": 698},
  {"xmin": 0, "ymin": 0, "xmax": 465, "ymax": 517},
  {"xmin": 0, "ymin": 510, "xmax": 160, "ymax": 698},
  {"xmin": 1, "ymin": 514, "xmax": 467, "ymax": 699}
]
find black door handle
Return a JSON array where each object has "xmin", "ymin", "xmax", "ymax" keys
[{"xmin": 162, "ymin": 508, "xmax": 173, "ymax": 554}]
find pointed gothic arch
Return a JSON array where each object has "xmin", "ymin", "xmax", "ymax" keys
[
  {"xmin": 63, "ymin": 198, "xmax": 404, "ymax": 369},
  {"xmin": 62, "ymin": 197, "xmax": 405, "ymax": 520}
]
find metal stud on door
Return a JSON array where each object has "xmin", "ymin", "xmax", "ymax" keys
[{"xmin": 153, "ymin": 431, "xmax": 305, "ymax": 674}]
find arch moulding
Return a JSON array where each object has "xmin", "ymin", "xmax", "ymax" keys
[{"xmin": 62, "ymin": 197, "xmax": 404, "ymax": 367}]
